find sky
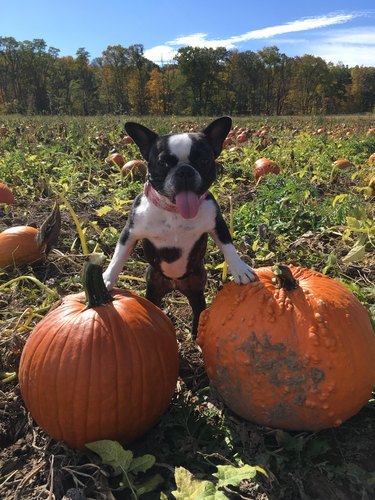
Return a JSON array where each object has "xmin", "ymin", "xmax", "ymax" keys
[{"xmin": 1, "ymin": 0, "xmax": 375, "ymax": 67}]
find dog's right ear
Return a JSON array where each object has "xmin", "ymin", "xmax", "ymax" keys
[{"xmin": 125, "ymin": 122, "xmax": 158, "ymax": 161}]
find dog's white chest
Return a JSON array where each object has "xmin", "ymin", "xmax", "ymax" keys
[{"xmin": 133, "ymin": 197, "xmax": 215, "ymax": 278}]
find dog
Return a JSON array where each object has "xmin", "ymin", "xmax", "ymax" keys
[{"xmin": 103, "ymin": 116, "xmax": 255, "ymax": 336}]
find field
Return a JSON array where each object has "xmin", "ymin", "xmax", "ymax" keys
[{"xmin": 0, "ymin": 114, "xmax": 374, "ymax": 500}]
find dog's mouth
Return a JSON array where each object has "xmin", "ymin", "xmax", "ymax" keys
[{"xmin": 173, "ymin": 191, "xmax": 204, "ymax": 219}]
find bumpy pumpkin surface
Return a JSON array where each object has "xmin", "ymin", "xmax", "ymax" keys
[
  {"xmin": 197, "ymin": 265, "xmax": 375, "ymax": 431},
  {"xmin": 19, "ymin": 261, "xmax": 179, "ymax": 449}
]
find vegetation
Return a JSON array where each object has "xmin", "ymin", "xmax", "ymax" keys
[
  {"xmin": 1, "ymin": 37, "xmax": 375, "ymax": 115},
  {"xmin": 0, "ymin": 114, "xmax": 374, "ymax": 499}
]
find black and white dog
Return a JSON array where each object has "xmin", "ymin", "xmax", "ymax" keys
[{"xmin": 103, "ymin": 117, "xmax": 255, "ymax": 336}]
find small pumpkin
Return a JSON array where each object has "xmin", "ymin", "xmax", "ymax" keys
[
  {"xmin": 107, "ymin": 152, "xmax": 125, "ymax": 168},
  {"xmin": 0, "ymin": 183, "xmax": 15, "ymax": 205},
  {"xmin": 254, "ymin": 158, "xmax": 280, "ymax": 179},
  {"xmin": 368, "ymin": 153, "xmax": 375, "ymax": 165},
  {"xmin": 333, "ymin": 159, "xmax": 351, "ymax": 169},
  {"xmin": 198, "ymin": 265, "xmax": 375, "ymax": 431},
  {"xmin": 19, "ymin": 254, "xmax": 179, "ymax": 450},
  {"xmin": 122, "ymin": 135, "xmax": 134, "ymax": 144},
  {"xmin": 0, "ymin": 203, "xmax": 60, "ymax": 268},
  {"xmin": 122, "ymin": 159, "xmax": 147, "ymax": 179}
]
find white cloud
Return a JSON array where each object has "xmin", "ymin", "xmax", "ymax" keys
[
  {"xmin": 307, "ymin": 27, "xmax": 375, "ymax": 66},
  {"xmin": 144, "ymin": 45, "xmax": 177, "ymax": 64},
  {"xmin": 144, "ymin": 11, "xmax": 374, "ymax": 65},
  {"xmin": 228, "ymin": 13, "xmax": 359, "ymax": 42}
]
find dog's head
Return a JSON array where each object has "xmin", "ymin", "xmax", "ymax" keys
[{"xmin": 125, "ymin": 117, "xmax": 232, "ymax": 218}]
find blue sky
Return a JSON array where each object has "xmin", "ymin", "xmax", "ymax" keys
[{"xmin": 1, "ymin": 1, "xmax": 374, "ymax": 66}]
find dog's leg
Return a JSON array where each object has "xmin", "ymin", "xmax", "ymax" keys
[
  {"xmin": 211, "ymin": 209, "xmax": 255, "ymax": 284},
  {"xmin": 145, "ymin": 266, "xmax": 172, "ymax": 307},
  {"xmin": 103, "ymin": 226, "xmax": 137, "ymax": 290},
  {"xmin": 176, "ymin": 265, "xmax": 207, "ymax": 338},
  {"xmin": 185, "ymin": 291, "xmax": 206, "ymax": 338}
]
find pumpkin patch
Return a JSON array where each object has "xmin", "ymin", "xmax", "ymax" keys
[{"xmin": 1, "ymin": 116, "xmax": 374, "ymax": 499}]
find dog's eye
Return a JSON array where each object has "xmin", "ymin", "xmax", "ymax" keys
[{"xmin": 158, "ymin": 155, "xmax": 177, "ymax": 168}]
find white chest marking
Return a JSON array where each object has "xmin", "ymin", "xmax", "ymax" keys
[{"xmin": 133, "ymin": 196, "xmax": 216, "ymax": 278}]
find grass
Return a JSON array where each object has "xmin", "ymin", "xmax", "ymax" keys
[{"xmin": 0, "ymin": 114, "xmax": 374, "ymax": 499}]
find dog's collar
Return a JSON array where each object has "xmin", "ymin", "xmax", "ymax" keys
[{"xmin": 143, "ymin": 181, "xmax": 208, "ymax": 213}]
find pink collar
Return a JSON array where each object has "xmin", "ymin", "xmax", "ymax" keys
[{"xmin": 143, "ymin": 181, "xmax": 208, "ymax": 213}]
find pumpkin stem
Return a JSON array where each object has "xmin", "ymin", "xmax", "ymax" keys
[
  {"xmin": 82, "ymin": 254, "xmax": 113, "ymax": 308},
  {"xmin": 272, "ymin": 265, "xmax": 298, "ymax": 291}
]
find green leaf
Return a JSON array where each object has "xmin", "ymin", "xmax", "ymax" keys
[
  {"xmin": 96, "ymin": 205, "xmax": 113, "ymax": 217},
  {"xmin": 332, "ymin": 193, "xmax": 348, "ymax": 208},
  {"xmin": 345, "ymin": 217, "xmax": 362, "ymax": 230},
  {"xmin": 128, "ymin": 454, "xmax": 155, "ymax": 473},
  {"xmin": 85, "ymin": 440, "xmax": 133, "ymax": 475},
  {"xmin": 136, "ymin": 473, "xmax": 164, "ymax": 495},
  {"xmin": 213, "ymin": 464, "xmax": 258, "ymax": 488},
  {"xmin": 342, "ymin": 235, "xmax": 367, "ymax": 263},
  {"xmin": 172, "ymin": 466, "xmax": 223, "ymax": 500}
]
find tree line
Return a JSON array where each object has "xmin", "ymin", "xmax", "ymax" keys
[{"xmin": 1, "ymin": 37, "xmax": 374, "ymax": 116}]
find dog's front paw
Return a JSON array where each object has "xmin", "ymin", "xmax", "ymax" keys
[
  {"xmin": 231, "ymin": 261, "xmax": 256, "ymax": 284},
  {"xmin": 102, "ymin": 270, "xmax": 116, "ymax": 291}
]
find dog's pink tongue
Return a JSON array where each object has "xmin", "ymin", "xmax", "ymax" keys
[{"xmin": 175, "ymin": 191, "xmax": 201, "ymax": 219}]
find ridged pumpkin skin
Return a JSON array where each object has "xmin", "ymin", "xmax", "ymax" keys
[
  {"xmin": 19, "ymin": 287, "xmax": 179, "ymax": 450},
  {"xmin": 0, "ymin": 226, "xmax": 44, "ymax": 268},
  {"xmin": 197, "ymin": 265, "xmax": 375, "ymax": 431}
]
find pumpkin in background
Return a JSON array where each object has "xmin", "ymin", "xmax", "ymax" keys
[
  {"xmin": 0, "ymin": 203, "xmax": 60, "ymax": 268},
  {"xmin": 0, "ymin": 183, "xmax": 15, "ymax": 205},
  {"xmin": 19, "ymin": 255, "xmax": 179, "ymax": 450},
  {"xmin": 254, "ymin": 158, "xmax": 280, "ymax": 180},
  {"xmin": 333, "ymin": 159, "xmax": 351, "ymax": 169},
  {"xmin": 197, "ymin": 265, "xmax": 375, "ymax": 431},
  {"xmin": 122, "ymin": 159, "xmax": 147, "ymax": 179},
  {"xmin": 107, "ymin": 152, "xmax": 125, "ymax": 168}
]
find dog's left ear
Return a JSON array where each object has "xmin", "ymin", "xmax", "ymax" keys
[
  {"xmin": 203, "ymin": 116, "xmax": 232, "ymax": 158},
  {"xmin": 125, "ymin": 122, "xmax": 159, "ymax": 161}
]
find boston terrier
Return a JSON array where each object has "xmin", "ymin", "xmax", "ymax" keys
[{"xmin": 103, "ymin": 116, "xmax": 255, "ymax": 336}]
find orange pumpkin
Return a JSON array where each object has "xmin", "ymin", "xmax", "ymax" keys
[
  {"xmin": 198, "ymin": 265, "xmax": 375, "ymax": 431},
  {"xmin": 0, "ymin": 204, "xmax": 60, "ymax": 268},
  {"xmin": 122, "ymin": 159, "xmax": 147, "ymax": 178},
  {"xmin": 122, "ymin": 135, "xmax": 134, "ymax": 144},
  {"xmin": 333, "ymin": 159, "xmax": 351, "ymax": 169},
  {"xmin": 254, "ymin": 158, "xmax": 280, "ymax": 179},
  {"xmin": 0, "ymin": 183, "xmax": 15, "ymax": 204},
  {"xmin": 19, "ymin": 255, "xmax": 179, "ymax": 450},
  {"xmin": 107, "ymin": 152, "xmax": 125, "ymax": 168},
  {"xmin": 0, "ymin": 226, "xmax": 42, "ymax": 268},
  {"xmin": 368, "ymin": 153, "xmax": 375, "ymax": 165},
  {"xmin": 237, "ymin": 132, "xmax": 247, "ymax": 143}
]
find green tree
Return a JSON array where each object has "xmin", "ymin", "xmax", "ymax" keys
[{"xmin": 175, "ymin": 46, "xmax": 229, "ymax": 115}]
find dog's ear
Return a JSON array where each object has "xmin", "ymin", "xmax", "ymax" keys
[
  {"xmin": 125, "ymin": 122, "xmax": 158, "ymax": 160},
  {"xmin": 202, "ymin": 116, "xmax": 232, "ymax": 158}
]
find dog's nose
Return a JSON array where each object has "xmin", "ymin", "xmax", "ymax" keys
[{"xmin": 176, "ymin": 164, "xmax": 195, "ymax": 178}]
